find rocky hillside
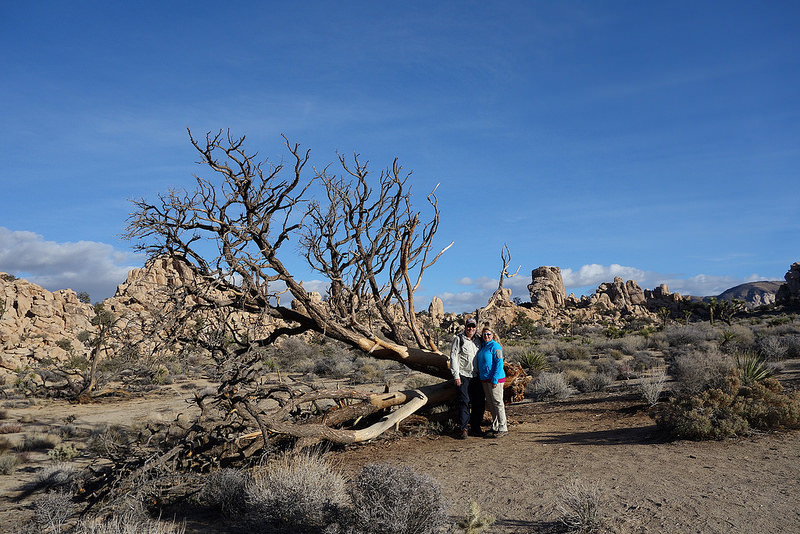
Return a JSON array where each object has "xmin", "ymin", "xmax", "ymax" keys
[{"xmin": 715, "ymin": 281, "xmax": 783, "ymax": 308}]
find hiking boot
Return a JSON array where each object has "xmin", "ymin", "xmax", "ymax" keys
[
  {"xmin": 491, "ymin": 430, "xmax": 508, "ymax": 439},
  {"xmin": 457, "ymin": 429, "xmax": 468, "ymax": 440}
]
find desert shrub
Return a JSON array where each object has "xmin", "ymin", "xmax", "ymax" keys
[
  {"xmin": 662, "ymin": 324, "xmax": 716, "ymax": 347},
  {"xmin": 757, "ymin": 335, "xmax": 788, "ymax": 361},
  {"xmin": 57, "ymin": 423, "xmax": 80, "ymax": 439},
  {"xmin": 593, "ymin": 358, "xmax": 620, "ymax": 378},
  {"xmin": 74, "ymin": 514, "xmax": 186, "ymax": 534},
  {"xmin": 671, "ymin": 349, "xmax": 733, "ymax": 397},
  {"xmin": 313, "ymin": 357, "xmax": 354, "ymax": 378},
  {"xmin": 18, "ymin": 433, "xmax": 60, "ymax": 451},
  {"xmin": 347, "ymin": 463, "xmax": 449, "ymax": 534},
  {"xmin": 575, "ymin": 373, "xmax": 614, "ymax": 393},
  {"xmin": 246, "ymin": 450, "xmax": 347, "ymax": 532},
  {"xmin": 638, "ymin": 368, "xmax": 667, "ymax": 406},
  {"xmin": 290, "ymin": 357, "xmax": 316, "ymax": 374},
  {"xmin": 34, "ymin": 490, "xmax": 74, "ymax": 533},
  {"xmin": 559, "ymin": 343, "xmax": 591, "ymax": 360},
  {"xmin": 48, "ymin": 443, "xmax": 80, "ymax": 462},
  {"xmin": 654, "ymin": 374, "xmax": 800, "ymax": 439},
  {"xmin": 33, "ymin": 462, "xmax": 78, "ymax": 491},
  {"xmin": 0, "ymin": 422, "xmax": 21, "ymax": 433},
  {"xmin": 405, "ymin": 374, "xmax": 441, "ymax": 389},
  {"xmin": 199, "ymin": 468, "xmax": 250, "ymax": 517},
  {"xmin": 633, "ymin": 351, "xmax": 660, "ymax": 371},
  {"xmin": 783, "ymin": 335, "xmax": 800, "ymax": 359},
  {"xmin": 555, "ymin": 479, "xmax": 603, "ymax": 533},
  {"xmin": 724, "ymin": 324, "xmax": 756, "ymax": 350},
  {"xmin": 352, "ymin": 357, "xmax": 385, "ymax": 383},
  {"xmin": 599, "ymin": 335, "xmax": 646, "ymax": 355},
  {"xmin": 456, "ymin": 500, "xmax": 495, "ymax": 533},
  {"xmin": 86, "ymin": 425, "xmax": 130, "ymax": 457},
  {"xmin": 527, "ymin": 372, "xmax": 573, "ymax": 400},
  {"xmin": 0, "ymin": 453, "xmax": 18, "ymax": 474},
  {"xmin": 563, "ymin": 368, "xmax": 588, "ymax": 387}
]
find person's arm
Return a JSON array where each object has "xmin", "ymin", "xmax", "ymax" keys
[
  {"xmin": 450, "ymin": 336, "xmax": 462, "ymax": 384},
  {"xmin": 491, "ymin": 347, "xmax": 504, "ymax": 387}
]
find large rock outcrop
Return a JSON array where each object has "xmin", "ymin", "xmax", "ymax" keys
[
  {"xmin": 527, "ymin": 266, "xmax": 567, "ymax": 310},
  {"xmin": 776, "ymin": 262, "xmax": 800, "ymax": 308},
  {"xmin": 1, "ymin": 274, "xmax": 94, "ymax": 374}
]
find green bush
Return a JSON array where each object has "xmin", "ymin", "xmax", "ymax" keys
[
  {"xmin": 48, "ymin": 443, "xmax": 79, "ymax": 462},
  {"xmin": 513, "ymin": 349, "xmax": 550, "ymax": 374},
  {"xmin": 654, "ymin": 374, "xmax": 800, "ymax": 439}
]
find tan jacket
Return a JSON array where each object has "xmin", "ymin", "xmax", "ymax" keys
[{"xmin": 449, "ymin": 333, "xmax": 481, "ymax": 379}]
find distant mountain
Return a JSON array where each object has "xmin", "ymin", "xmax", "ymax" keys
[{"xmin": 714, "ymin": 281, "xmax": 784, "ymax": 308}]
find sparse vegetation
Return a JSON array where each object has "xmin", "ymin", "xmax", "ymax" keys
[
  {"xmin": 0, "ymin": 453, "xmax": 18, "ymax": 474},
  {"xmin": 457, "ymin": 500, "xmax": 495, "ymax": 533},
  {"xmin": 0, "ymin": 422, "xmax": 22, "ymax": 433},
  {"xmin": 555, "ymin": 478, "xmax": 603, "ymax": 533},
  {"xmin": 199, "ymin": 468, "xmax": 250, "ymax": 517},
  {"xmin": 245, "ymin": 450, "xmax": 347, "ymax": 532},
  {"xmin": 638, "ymin": 368, "xmax": 667, "ymax": 406},
  {"xmin": 527, "ymin": 372, "xmax": 574, "ymax": 400},
  {"xmin": 347, "ymin": 463, "xmax": 449, "ymax": 534},
  {"xmin": 654, "ymin": 373, "xmax": 800, "ymax": 440},
  {"xmin": 34, "ymin": 490, "xmax": 74, "ymax": 533}
]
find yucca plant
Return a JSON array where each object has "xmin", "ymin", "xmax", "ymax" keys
[
  {"xmin": 736, "ymin": 351, "xmax": 773, "ymax": 383},
  {"xmin": 515, "ymin": 350, "xmax": 549, "ymax": 374}
]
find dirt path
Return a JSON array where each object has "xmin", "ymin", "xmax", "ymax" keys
[
  {"xmin": 2, "ymin": 383, "xmax": 799, "ymax": 533},
  {"xmin": 336, "ymin": 391, "xmax": 800, "ymax": 533}
]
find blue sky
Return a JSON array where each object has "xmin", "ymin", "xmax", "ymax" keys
[{"xmin": 1, "ymin": 1, "xmax": 798, "ymax": 311}]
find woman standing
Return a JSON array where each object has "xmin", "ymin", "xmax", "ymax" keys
[{"xmin": 476, "ymin": 326, "xmax": 507, "ymax": 438}]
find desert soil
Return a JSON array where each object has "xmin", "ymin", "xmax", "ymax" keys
[{"xmin": 1, "ymin": 372, "xmax": 799, "ymax": 533}]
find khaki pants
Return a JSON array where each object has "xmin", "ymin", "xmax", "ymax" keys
[{"xmin": 482, "ymin": 381, "xmax": 507, "ymax": 432}]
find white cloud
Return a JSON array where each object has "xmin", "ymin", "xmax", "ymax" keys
[
  {"xmin": 437, "ymin": 263, "xmax": 772, "ymax": 313},
  {"xmin": 0, "ymin": 227, "xmax": 142, "ymax": 301},
  {"xmin": 561, "ymin": 264, "xmax": 647, "ymax": 289}
]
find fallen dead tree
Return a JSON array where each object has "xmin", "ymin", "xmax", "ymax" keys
[{"xmin": 122, "ymin": 129, "xmax": 530, "ymax": 449}]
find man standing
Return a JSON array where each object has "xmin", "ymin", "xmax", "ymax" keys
[{"xmin": 450, "ymin": 318, "xmax": 486, "ymax": 439}]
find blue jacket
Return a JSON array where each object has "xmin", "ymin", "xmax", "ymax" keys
[{"xmin": 477, "ymin": 339, "xmax": 505, "ymax": 384}]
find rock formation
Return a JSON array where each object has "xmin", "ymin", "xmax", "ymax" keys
[
  {"xmin": 1, "ymin": 273, "xmax": 94, "ymax": 375},
  {"xmin": 428, "ymin": 296, "xmax": 444, "ymax": 326},
  {"xmin": 527, "ymin": 266, "xmax": 567, "ymax": 309},
  {"xmin": 776, "ymin": 262, "xmax": 800, "ymax": 308}
]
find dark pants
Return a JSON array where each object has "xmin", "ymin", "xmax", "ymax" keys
[{"xmin": 456, "ymin": 376, "xmax": 486, "ymax": 432}]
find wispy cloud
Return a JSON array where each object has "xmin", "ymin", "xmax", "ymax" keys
[{"xmin": 0, "ymin": 227, "xmax": 142, "ymax": 301}]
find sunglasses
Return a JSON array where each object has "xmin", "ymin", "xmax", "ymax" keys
[{"xmin": 482, "ymin": 332, "xmax": 493, "ymax": 337}]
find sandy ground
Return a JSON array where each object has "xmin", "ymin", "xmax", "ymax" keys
[
  {"xmin": 1, "ymin": 374, "xmax": 799, "ymax": 533},
  {"xmin": 337, "ymin": 391, "xmax": 800, "ymax": 533}
]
